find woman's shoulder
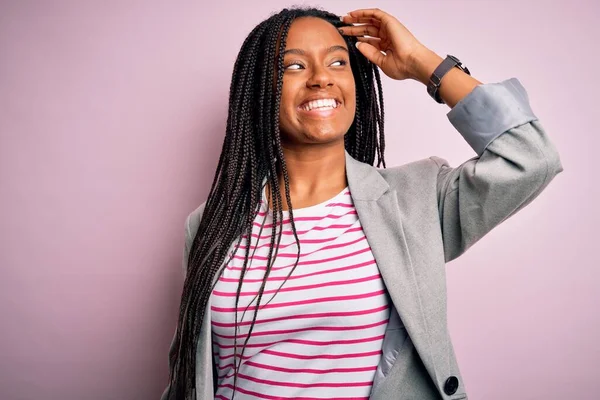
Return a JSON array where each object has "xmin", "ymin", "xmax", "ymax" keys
[
  {"xmin": 377, "ymin": 156, "xmax": 445, "ymax": 191},
  {"xmin": 183, "ymin": 202, "xmax": 206, "ymax": 245}
]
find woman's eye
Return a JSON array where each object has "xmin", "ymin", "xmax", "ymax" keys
[
  {"xmin": 331, "ymin": 60, "xmax": 348, "ymax": 67},
  {"xmin": 285, "ymin": 63, "xmax": 304, "ymax": 70}
]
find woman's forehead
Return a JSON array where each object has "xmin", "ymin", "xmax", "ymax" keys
[{"xmin": 284, "ymin": 17, "xmax": 346, "ymax": 52}]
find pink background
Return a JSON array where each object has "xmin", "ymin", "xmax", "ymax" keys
[{"xmin": 0, "ymin": 1, "xmax": 596, "ymax": 399}]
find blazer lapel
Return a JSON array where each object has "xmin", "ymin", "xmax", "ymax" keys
[{"xmin": 344, "ymin": 150, "xmax": 439, "ymax": 386}]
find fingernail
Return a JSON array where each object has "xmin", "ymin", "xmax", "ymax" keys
[
  {"xmin": 339, "ymin": 15, "xmax": 344, "ymax": 21},
  {"xmin": 355, "ymin": 42, "xmax": 361, "ymax": 48}
]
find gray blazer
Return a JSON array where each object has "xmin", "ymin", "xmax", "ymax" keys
[{"xmin": 162, "ymin": 77, "xmax": 563, "ymax": 399}]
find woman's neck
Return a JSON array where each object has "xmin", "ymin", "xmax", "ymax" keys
[{"xmin": 265, "ymin": 142, "xmax": 348, "ymax": 211}]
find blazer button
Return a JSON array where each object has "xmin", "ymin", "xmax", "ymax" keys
[{"xmin": 444, "ymin": 376, "xmax": 459, "ymax": 395}]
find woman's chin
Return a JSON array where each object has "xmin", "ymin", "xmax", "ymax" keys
[
  {"xmin": 279, "ymin": 124, "xmax": 349, "ymax": 147},
  {"xmin": 302, "ymin": 130, "xmax": 346, "ymax": 145}
]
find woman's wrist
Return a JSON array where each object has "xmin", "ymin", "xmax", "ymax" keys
[
  {"xmin": 407, "ymin": 46, "xmax": 445, "ymax": 85},
  {"xmin": 408, "ymin": 46, "xmax": 483, "ymax": 108}
]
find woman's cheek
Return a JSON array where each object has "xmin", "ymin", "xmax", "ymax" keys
[{"xmin": 278, "ymin": 107, "xmax": 294, "ymax": 137}]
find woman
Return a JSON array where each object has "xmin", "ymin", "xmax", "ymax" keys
[{"xmin": 162, "ymin": 7, "xmax": 563, "ymax": 400}]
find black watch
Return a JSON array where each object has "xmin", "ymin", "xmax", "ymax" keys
[{"xmin": 427, "ymin": 54, "xmax": 470, "ymax": 104}]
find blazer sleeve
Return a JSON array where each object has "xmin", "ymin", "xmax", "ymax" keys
[
  {"xmin": 160, "ymin": 213, "xmax": 194, "ymax": 400},
  {"xmin": 431, "ymin": 77, "xmax": 564, "ymax": 263}
]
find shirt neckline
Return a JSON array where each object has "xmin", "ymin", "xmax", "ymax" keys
[{"xmin": 261, "ymin": 182, "xmax": 349, "ymax": 217}]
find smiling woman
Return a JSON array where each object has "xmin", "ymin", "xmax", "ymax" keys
[
  {"xmin": 161, "ymin": 8, "xmax": 386, "ymax": 400},
  {"xmin": 161, "ymin": 6, "xmax": 563, "ymax": 400}
]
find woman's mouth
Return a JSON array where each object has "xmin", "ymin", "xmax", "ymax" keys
[{"xmin": 297, "ymin": 98, "xmax": 341, "ymax": 118}]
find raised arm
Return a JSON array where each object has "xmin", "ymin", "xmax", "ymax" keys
[{"xmin": 431, "ymin": 78, "xmax": 563, "ymax": 262}]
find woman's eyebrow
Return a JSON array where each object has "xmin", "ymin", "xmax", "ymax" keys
[{"xmin": 283, "ymin": 45, "xmax": 349, "ymax": 56}]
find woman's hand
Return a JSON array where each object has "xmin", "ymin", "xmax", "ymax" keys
[{"xmin": 339, "ymin": 8, "xmax": 428, "ymax": 81}]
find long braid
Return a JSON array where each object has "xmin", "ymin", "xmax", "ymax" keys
[
  {"xmin": 165, "ymin": 7, "xmax": 387, "ymax": 399},
  {"xmin": 261, "ymin": 11, "xmax": 305, "ymax": 308},
  {"xmin": 373, "ymin": 65, "xmax": 386, "ymax": 167},
  {"xmin": 231, "ymin": 12, "xmax": 290, "ymax": 397},
  {"xmin": 228, "ymin": 19, "xmax": 270, "ymax": 388}
]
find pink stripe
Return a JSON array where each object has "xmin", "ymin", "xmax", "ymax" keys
[
  {"xmin": 214, "ymin": 334, "xmax": 385, "ymax": 350},
  {"xmin": 262, "ymin": 348, "xmax": 382, "ymax": 360},
  {"xmin": 217, "ymin": 362, "xmax": 234, "ymax": 370},
  {"xmin": 239, "ymin": 225, "xmax": 362, "ymax": 247},
  {"xmin": 325, "ymin": 202, "xmax": 354, "ymax": 208},
  {"xmin": 236, "ymin": 372, "xmax": 372, "ymax": 388},
  {"xmin": 214, "ymin": 348, "xmax": 383, "ymax": 362},
  {"xmin": 211, "ymin": 289, "xmax": 385, "ymax": 313},
  {"xmin": 215, "ymin": 352, "xmax": 251, "ymax": 361},
  {"xmin": 252, "ymin": 210, "xmax": 358, "ymax": 229},
  {"xmin": 238, "ymin": 237, "xmax": 299, "ymax": 252},
  {"xmin": 226, "ymin": 247, "xmax": 372, "ymax": 272},
  {"xmin": 293, "ymin": 227, "xmax": 363, "ymax": 242},
  {"xmin": 244, "ymin": 360, "xmax": 377, "ymax": 374},
  {"xmin": 232, "ymin": 236, "xmax": 366, "ymax": 261},
  {"xmin": 218, "ymin": 383, "xmax": 367, "ymax": 400},
  {"xmin": 242, "ymin": 223, "xmax": 361, "ymax": 240},
  {"xmin": 213, "ymin": 273, "xmax": 380, "ymax": 298},
  {"xmin": 213, "ymin": 320, "xmax": 387, "ymax": 344},
  {"xmin": 217, "ymin": 259, "xmax": 377, "ymax": 285},
  {"xmin": 211, "ymin": 302, "xmax": 387, "ymax": 328},
  {"xmin": 255, "ymin": 201, "xmax": 353, "ymax": 215}
]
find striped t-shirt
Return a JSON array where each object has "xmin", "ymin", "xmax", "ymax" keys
[{"xmin": 211, "ymin": 184, "xmax": 390, "ymax": 399}]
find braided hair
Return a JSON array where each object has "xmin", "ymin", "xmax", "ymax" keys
[{"xmin": 166, "ymin": 6, "xmax": 386, "ymax": 399}]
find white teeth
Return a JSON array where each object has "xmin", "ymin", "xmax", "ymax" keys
[{"xmin": 301, "ymin": 98, "xmax": 339, "ymax": 111}]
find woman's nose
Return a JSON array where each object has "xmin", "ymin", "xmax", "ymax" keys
[{"xmin": 307, "ymin": 66, "xmax": 334, "ymax": 88}]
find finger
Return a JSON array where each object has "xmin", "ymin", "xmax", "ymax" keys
[
  {"xmin": 355, "ymin": 41, "xmax": 386, "ymax": 68},
  {"xmin": 340, "ymin": 15, "xmax": 381, "ymax": 27},
  {"xmin": 356, "ymin": 36, "xmax": 382, "ymax": 51},
  {"xmin": 338, "ymin": 24, "xmax": 380, "ymax": 38},
  {"xmin": 346, "ymin": 8, "xmax": 391, "ymax": 22}
]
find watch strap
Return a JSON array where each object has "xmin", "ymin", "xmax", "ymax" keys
[{"xmin": 427, "ymin": 55, "xmax": 470, "ymax": 104}]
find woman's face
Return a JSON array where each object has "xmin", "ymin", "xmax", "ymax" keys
[{"xmin": 278, "ymin": 17, "xmax": 356, "ymax": 146}]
